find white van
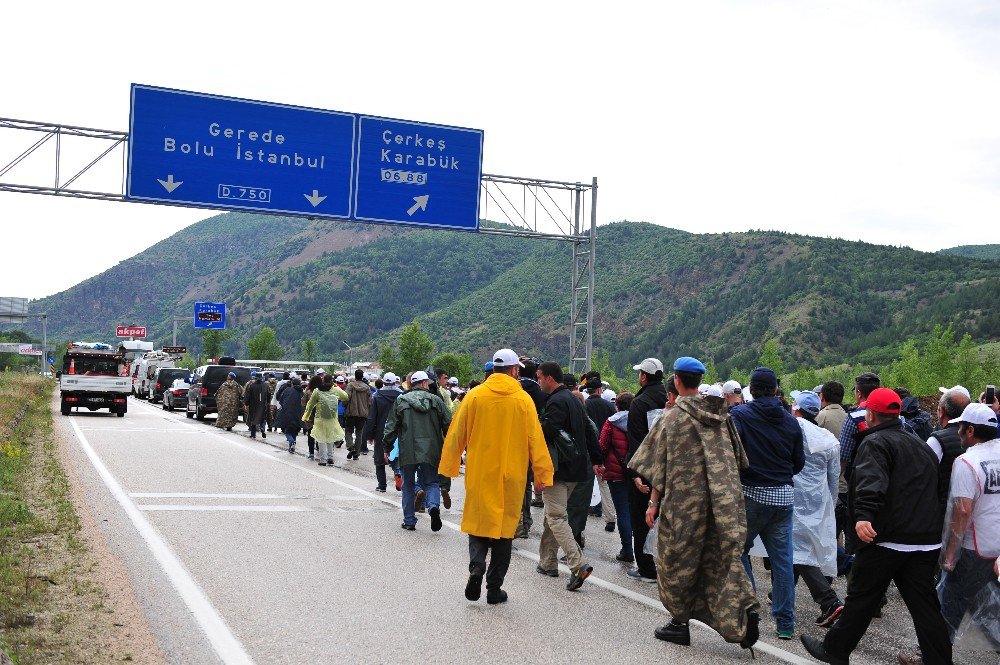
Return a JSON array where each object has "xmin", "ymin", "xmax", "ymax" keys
[{"xmin": 135, "ymin": 351, "xmax": 177, "ymax": 399}]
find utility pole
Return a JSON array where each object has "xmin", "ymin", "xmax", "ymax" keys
[
  {"xmin": 172, "ymin": 316, "xmax": 188, "ymax": 346},
  {"xmin": 342, "ymin": 341, "xmax": 352, "ymax": 371}
]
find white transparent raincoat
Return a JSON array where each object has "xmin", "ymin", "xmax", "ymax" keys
[{"xmin": 792, "ymin": 418, "xmax": 840, "ymax": 576}]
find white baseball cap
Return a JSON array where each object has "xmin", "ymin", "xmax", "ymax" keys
[
  {"xmin": 448, "ymin": 377, "xmax": 459, "ymax": 386},
  {"xmin": 335, "ymin": 375, "xmax": 346, "ymax": 383},
  {"xmin": 698, "ymin": 383, "xmax": 711, "ymax": 395},
  {"xmin": 704, "ymin": 385, "xmax": 724, "ymax": 398},
  {"xmin": 382, "ymin": 372, "xmax": 399, "ymax": 385},
  {"xmin": 492, "ymin": 349, "xmax": 524, "ymax": 368},
  {"xmin": 316, "ymin": 368, "xmax": 326, "ymax": 375},
  {"xmin": 632, "ymin": 357, "xmax": 664, "ymax": 374},
  {"xmin": 939, "ymin": 385, "xmax": 971, "ymax": 399},
  {"xmin": 722, "ymin": 380, "xmax": 742, "ymax": 395},
  {"xmin": 410, "ymin": 370, "xmax": 430, "ymax": 383},
  {"xmin": 953, "ymin": 403, "xmax": 999, "ymax": 427}
]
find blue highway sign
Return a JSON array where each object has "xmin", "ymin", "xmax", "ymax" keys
[
  {"xmin": 127, "ymin": 84, "xmax": 483, "ymax": 231},
  {"xmin": 193, "ymin": 301, "xmax": 227, "ymax": 330}
]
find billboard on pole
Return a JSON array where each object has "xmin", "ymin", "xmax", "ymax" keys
[{"xmin": 0, "ymin": 297, "xmax": 29, "ymax": 323}]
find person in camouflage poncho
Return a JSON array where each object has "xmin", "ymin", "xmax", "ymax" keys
[
  {"xmin": 629, "ymin": 358, "xmax": 760, "ymax": 649},
  {"xmin": 214, "ymin": 373, "xmax": 243, "ymax": 431}
]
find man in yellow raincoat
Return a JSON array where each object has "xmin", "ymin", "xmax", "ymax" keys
[{"xmin": 440, "ymin": 348, "xmax": 554, "ymax": 605}]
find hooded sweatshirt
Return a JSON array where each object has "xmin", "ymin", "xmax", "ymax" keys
[
  {"xmin": 383, "ymin": 388, "xmax": 452, "ymax": 467},
  {"xmin": 730, "ymin": 396, "xmax": 805, "ymax": 488},
  {"xmin": 598, "ymin": 411, "xmax": 629, "ymax": 481}
]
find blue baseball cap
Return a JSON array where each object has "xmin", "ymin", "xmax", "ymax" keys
[
  {"xmin": 673, "ymin": 356, "xmax": 706, "ymax": 374},
  {"xmin": 750, "ymin": 367, "xmax": 778, "ymax": 390},
  {"xmin": 251, "ymin": 370, "xmax": 258, "ymax": 377},
  {"xmin": 484, "ymin": 361, "xmax": 495, "ymax": 371},
  {"xmin": 228, "ymin": 371, "xmax": 237, "ymax": 378},
  {"xmin": 791, "ymin": 390, "xmax": 821, "ymax": 416}
]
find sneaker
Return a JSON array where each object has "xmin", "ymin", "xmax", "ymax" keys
[
  {"xmin": 375, "ymin": 487, "xmax": 387, "ymax": 493},
  {"xmin": 429, "ymin": 507, "xmax": 442, "ymax": 532},
  {"xmin": 654, "ymin": 621, "xmax": 691, "ymax": 646},
  {"xmin": 307, "ymin": 454, "xmax": 314, "ymax": 460},
  {"xmin": 615, "ymin": 550, "xmax": 635, "ymax": 563},
  {"xmin": 566, "ymin": 564, "xmax": 593, "ymax": 591},
  {"xmin": 326, "ymin": 458, "xmax": 334, "ymax": 465},
  {"xmin": 465, "ymin": 573, "xmax": 483, "ymax": 601},
  {"xmin": 441, "ymin": 489, "xmax": 452, "ymax": 509},
  {"xmin": 401, "ymin": 523, "xmax": 416, "ymax": 531},
  {"xmin": 334, "ymin": 441, "xmax": 342, "ymax": 448},
  {"xmin": 776, "ymin": 626, "xmax": 794, "ymax": 640},
  {"xmin": 535, "ymin": 565, "xmax": 558, "ymax": 578},
  {"xmin": 513, "ymin": 527, "xmax": 529, "ymax": 539},
  {"xmin": 627, "ymin": 568, "xmax": 657, "ymax": 584},
  {"xmin": 361, "ymin": 450, "xmax": 369, "ymax": 456},
  {"xmin": 414, "ymin": 489, "xmax": 425, "ymax": 513},
  {"xmin": 486, "ymin": 589, "xmax": 508, "ymax": 605},
  {"xmin": 605, "ymin": 521, "xmax": 616, "ymax": 532},
  {"xmin": 801, "ymin": 634, "xmax": 847, "ymax": 665},
  {"xmin": 318, "ymin": 462, "xmax": 327, "ymax": 466},
  {"xmin": 815, "ymin": 602, "xmax": 844, "ymax": 628},
  {"xmin": 530, "ymin": 498, "xmax": 544, "ymax": 508},
  {"xmin": 394, "ymin": 474, "xmax": 403, "ymax": 491},
  {"xmin": 261, "ymin": 432, "xmax": 265, "ymax": 439},
  {"xmin": 896, "ymin": 654, "xmax": 924, "ymax": 665}
]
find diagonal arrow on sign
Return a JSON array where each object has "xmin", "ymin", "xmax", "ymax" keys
[
  {"xmin": 157, "ymin": 175, "xmax": 183, "ymax": 193},
  {"xmin": 304, "ymin": 190, "xmax": 327, "ymax": 207},
  {"xmin": 407, "ymin": 195, "xmax": 429, "ymax": 216}
]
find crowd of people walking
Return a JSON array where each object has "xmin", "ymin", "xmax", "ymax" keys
[{"xmin": 208, "ymin": 352, "xmax": 999, "ymax": 663}]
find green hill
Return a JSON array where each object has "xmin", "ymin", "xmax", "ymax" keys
[
  {"xmin": 22, "ymin": 214, "xmax": 1000, "ymax": 376},
  {"xmin": 939, "ymin": 244, "xmax": 1000, "ymax": 261}
]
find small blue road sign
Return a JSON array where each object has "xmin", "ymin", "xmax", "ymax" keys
[
  {"xmin": 126, "ymin": 85, "xmax": 483, "ymax": 231},
  {"xmin": 127, "ymin": 85, "xmax": 356, "ymax": 219},
  {"xmin": 193, "ymin": 302, "xmax": 226, "ymax": 330}
]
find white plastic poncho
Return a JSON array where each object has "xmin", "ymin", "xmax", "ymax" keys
[{"xmin": 792, "ymin": 418, "xmax": 840, "ymax": 577}]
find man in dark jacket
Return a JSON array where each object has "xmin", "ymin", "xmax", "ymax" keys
[
  {"xmin": 365, "ymin": 372, "xmax": 403, "ymax": 493},
  {"xmin": 730, "ymin": 366, "xmax": 805, "ymax": 640},
  {"xmin": 802, "ymin": 387, "xmax": 951, "ymax": 665},
  {"xmin": 535, "ymin": 361, "xmax": 603, "ymax": 591},
  {"xmin": 516, "ymin": 358, "xmax": 545, "ymax": 538},
  {"xmin": 344, "ymin": 369, "xmax": 373, "ymax": 459},
  {"xmin": 243, "ymin": 371, "xmax": 270, "ymax": 440},
  {"xmin": 624, "ymin": 357, "xmax": 668, "ymax": 583},
  {"xmin": 584, "ymin": 372, "xmax": 617, "ymax": 532},
  {"xmin": 926, "ymin": 387, "xmax": 971, "ymax": 512}
]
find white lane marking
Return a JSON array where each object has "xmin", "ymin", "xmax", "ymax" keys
[
  {"xmin": 80, "ymin": 427, "xmax": 202, "ymax": 433},
  {"xmin": 130, "ymin": 493, "xmax": 370, "ymax": 501},
  {"xmin": 67, "ymin": 416, "xmax": 254, "ymax": 665},
  {"xmin": 130, "ymin": 400, "xmax": 809, "ymax": 665},
  {"xmin": 140, "ymin": 505, "xmax": 310, "ymax": 512}
]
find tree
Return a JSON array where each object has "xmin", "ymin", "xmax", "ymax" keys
[
  {"xmin": 704, "ymin": 358, "xmax": 719, "ymax": 385},
  {"xmin": 431, "ymin": 352, "xmax": 474, "ymax": 385},
  {"xmin": 379, "ymin": 344, "xmax": 399, "ymax": 375},
  {"xmin": 301, "ymin": 337, "xmax": 317, "ymax": 363},
  {"xmin": 759, "ymin": 338, "xmax": 784, "ymax": 377},
  {"xmin": 247, "ymin": 327, "xmax": 283, "ymax": 361},
  {"xmin": 201, "ymin": 329, "xmax": 230, "ymax": 360},
  {"xmin": 398, "ymin": 321, "xmax": 434, "ymax": 374},
  {"xmin": 921, "ymin": 325, "xmax": 956, "ymax": 394},
  {"xmin": 591, "ymin": 349, "xmax": 638, "ymax": 394},
  {"xmin": 954, "ymin": 333, "xmax": 984, "ymax": 392}
]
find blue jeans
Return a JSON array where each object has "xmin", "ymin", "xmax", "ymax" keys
[
  {"xmin": 401, "ymin": 463, "xmax": 440, "ymax": 526},
  {"xmin": 608, "ymin": 480, "xmax": 633, "ymax": 557},
  {"xmin": 742, "ymin": 496, "xmax": 795, "ymax": 630}
]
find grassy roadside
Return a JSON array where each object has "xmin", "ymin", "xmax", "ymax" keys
[{"xmin": 0, "ymin": 374, "xmax": 134, "ymax": 663}]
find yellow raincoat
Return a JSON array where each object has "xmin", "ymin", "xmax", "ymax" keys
[{"xmin": 440, "ymin": 372, "xmax": 554, "ymax": 539}]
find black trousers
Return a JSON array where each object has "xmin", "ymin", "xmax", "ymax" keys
[
  {"xmin": 520, "ymin": 469, "xmax": 534, "ymax": 531},
  {"xmin": 469, "ymin": 536, "xmax": 513, "ymax": 591},
  {"xmin": 824, "ymin": 546, "xmax": 952, "ymax": 664},
  {"xmin": 628, "ymin": 480, "xmax": 656, "ymax": 578}
]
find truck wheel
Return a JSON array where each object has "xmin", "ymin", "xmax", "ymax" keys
[
  {"xmin": 196, "ymin": 402, "xmax": 206, "ymax": 420},
  {"xmin": 162, "ymin": 399, "xmax": 170, "ymax": 411},
  {"xmin": 117, "ymin": 410, "xmax": 125, "ymax": 417},
  {"xmin": 60, "ymin": 400, "xmax": 70, "ymax": 416}
]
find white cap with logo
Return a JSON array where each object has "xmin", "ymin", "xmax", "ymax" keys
[
  {"xmin": 953, "ymin": 403, "xmax": 999, "ymax": 427},
  {"xmin": 410, "ymin": 370, "xmax": 430, "ymax": 383},
  {"xmin": 632, "ymin": 358, "xmax": 664, "ymax": 374},
  {"xmin": 492, "ymin": 349, "xmax": 524, "ymax": 368},
  {"xmin": 939, "ymin": 385, "xmax": 971, "ymax": 399},
  {"xmin": 722, "ymin": 380, "xmax": 742, "ymax": 395},
  {"xmin": 382, "ymin": 372, "xmax": 399, "ymax": 385}
]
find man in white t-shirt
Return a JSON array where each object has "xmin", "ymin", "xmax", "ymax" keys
[{"xmin": 939, "ymin": 402, "xmax": 1000, "ymax": 640}]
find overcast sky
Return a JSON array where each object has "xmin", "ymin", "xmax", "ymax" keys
[{"xmin": 2, "ymin": 0, "xmax": 999, "ymax": 299}]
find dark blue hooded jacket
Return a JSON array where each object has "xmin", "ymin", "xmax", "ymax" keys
[{"xmin": 730, "ymin": 397, "xmax": 805, "ymax": 487}]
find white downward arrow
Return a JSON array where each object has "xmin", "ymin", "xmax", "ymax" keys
[
  {"xmin": 157, "ymin": 175, "xmax": 183, "ymax": 193},
  {"xmin": 407, "ymin": 195, "xmax": 429, "ymax": 216},
  {"xmin": 304, "ymin": 189, "xmax": 327, "ymax": 207}
]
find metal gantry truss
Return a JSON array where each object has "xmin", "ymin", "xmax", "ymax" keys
[{"xmin": 0, "ymin": 117, "xmax": 596, "ymax": 372}]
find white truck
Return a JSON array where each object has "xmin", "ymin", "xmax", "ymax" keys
[
  {"xmin": 59, "ymin": 342, "xmax": 130, "ymax": 417},
  {"xmin": 135, "ymin": 350, "xmax": 177, "ymax": 399}
]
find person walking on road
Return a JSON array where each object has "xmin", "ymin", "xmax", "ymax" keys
[
  {"xmin": 515, "ymin": 357, "xmax": 545, "ymax": 539},
  {"xmin": 383, "ymin": 370, "xmax": 452, "ymax": 532},
  {"xmin": 801, "ymin": 388, "xmax": 952, "ymax": 665},
  {"xmin": 624, "ymin": 357, "xmax": 669, "ymax": 584},
  {"xmin": 243, "ymin": 371, "xmax": 270, "ymax": 439},
  {"xmin": 365, "ymin": 372, "xmax": 404, "ymax": 492},
  {"xmin": 598, "ymin": 391, "xmax": 635, "ymax": 563},
  {"xmin": 730, "ymin": 366, "xmax": 805, "ymax": 640},
  {"xmin": 440, "ymin": 348, "xmax": 554, "ymax": 605},
  {"xmin": 214, "ymin": 372, "xmax": 243, "ymax": 431},
  {"xmin": 629, "ymin": 356, "xmax": 760, "ymax": 650},
  {"xmin": 304, "ymin": 376, "xmax": 349, "ymax": 466},
  {"xmin": 535, "ymin": 361, "xmax": 603, "ymax": 591},
  {"xmin": 275, "ymin": 377, "xmax": 305, "ymax": 453},
  {"xmin": 344, "ymin": 369, "xmax": 372, "ymax": 459},
  {"xmin": 584, "ymin": 373, "xmax": 617, "ymax": 533}
]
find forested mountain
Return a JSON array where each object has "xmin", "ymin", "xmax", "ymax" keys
[
  {"xmin": 22, "ymin": 213, "xmax": 1000, "ymax": 376},
  {"xmin": 939, "ymin": 244, "xmax": 1000, "ymax": 261}
]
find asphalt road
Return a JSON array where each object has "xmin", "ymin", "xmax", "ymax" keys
[{"xmin": 55, "ymin": 397, "xmax": 986, "ymax": 665}]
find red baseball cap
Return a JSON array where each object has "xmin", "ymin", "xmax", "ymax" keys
[{"xmin": 866, "ymin": 387, "xmax": 902, "ymax": 415}]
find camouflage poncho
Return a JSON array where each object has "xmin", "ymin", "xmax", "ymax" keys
[
  {"xmin": 214, "ymin": 378, "xmax": 243, "ymax": 430},
  {"xmin": 628, "ymin": 394, "xmax": 759, "ymax": 643}
]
